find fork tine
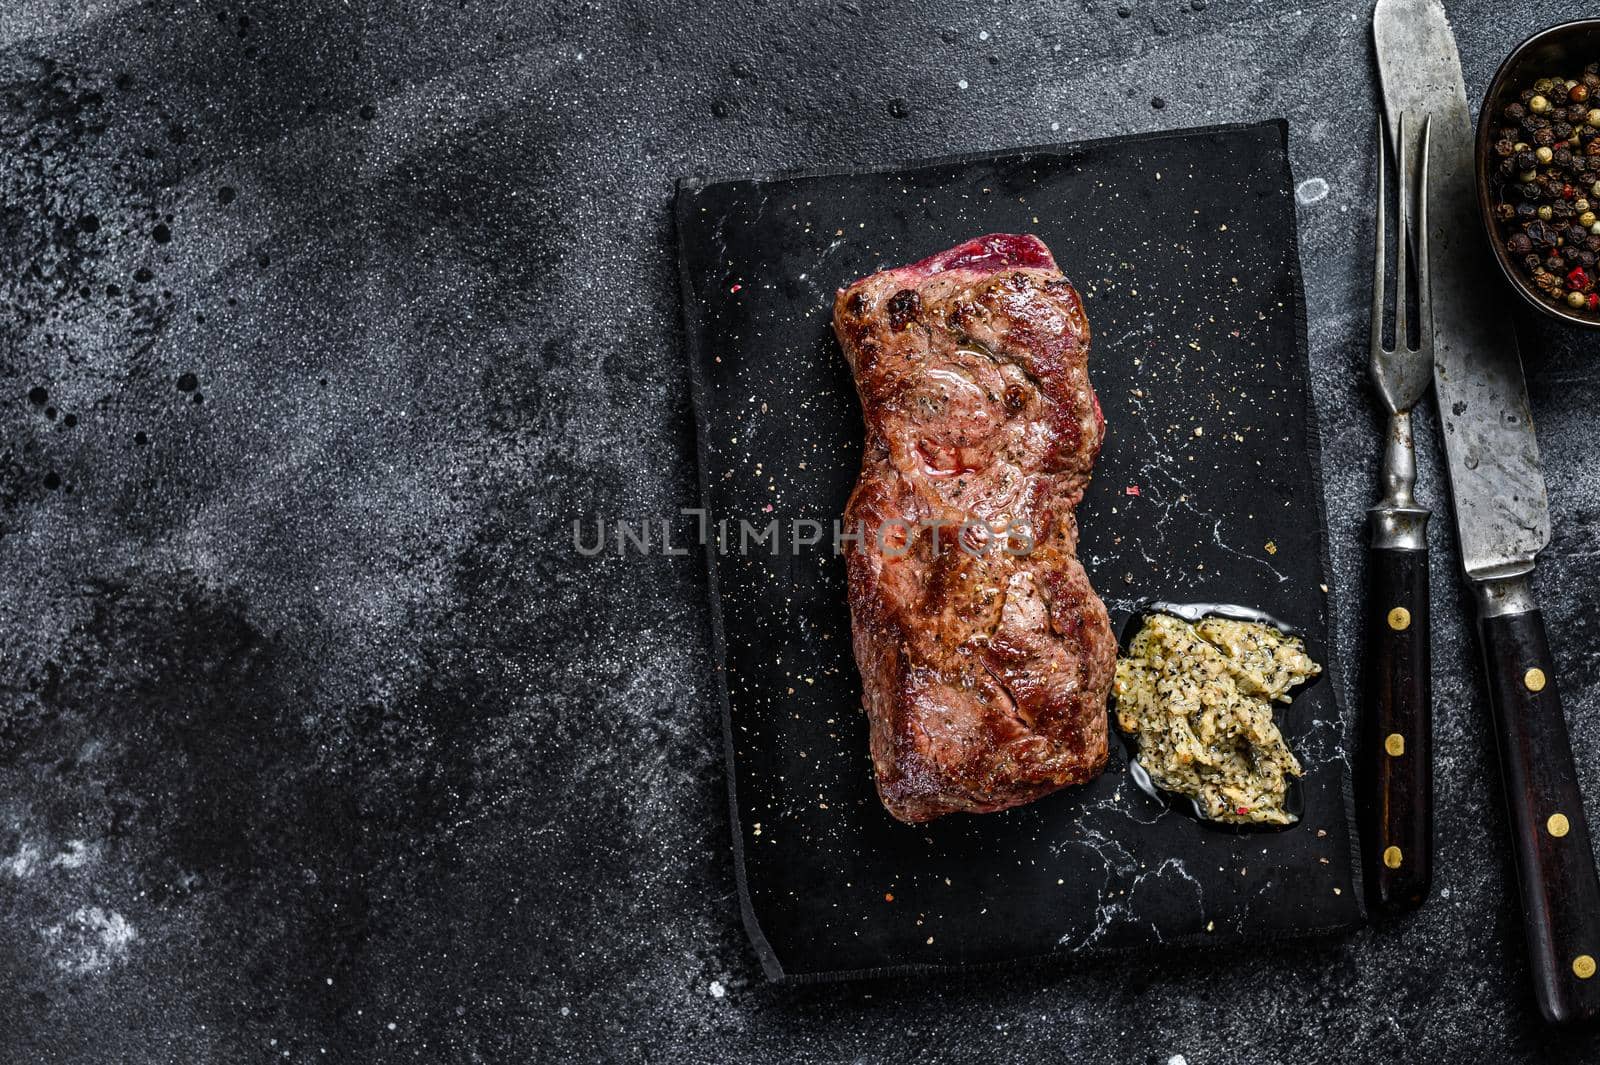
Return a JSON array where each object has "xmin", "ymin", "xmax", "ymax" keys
[
  {"xmin": 1371, "ymin": 119, "xmax": 1388, "ymax": 358},
  {"xmin": 1393, "ymin": 111, "xmax": 1409, "ymax": 355},
  {"xmin": 1414, "ymin": 116, "xmax": 1432, "ymax": 352}
]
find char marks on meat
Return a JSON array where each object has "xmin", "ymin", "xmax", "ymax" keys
[{"xmin": 833, "ymin": 234, "xmax": 1116, "ymax": 823}]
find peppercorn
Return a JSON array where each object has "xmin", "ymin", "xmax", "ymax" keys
[
  {"xmin": 1492, "ymin": 72, "xmax": 1600, "ymax": 314},
  {"xmin": 1568, "ymin": 290, "xmax": 1588, "ymax": 309}
]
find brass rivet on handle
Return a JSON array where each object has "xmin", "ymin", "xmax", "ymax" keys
[
  {"xmin": 1383, "ymin": 846, "xmax": 1403, "ymax": 869},
  {"xmin": 1549, "ymin": 813, "xmax": 1571, "ymax": 838},
  {"xmin": 1387, "ymin": 607, "xmax": 1411, "ymax": 631},
  {"xmin": 1575, "ymin": 955, "xmax": 1597, "ymax": 980},
  {"xmin": 1525, "ymin": 667, "xmax": 1548, "ymax": 693},
  {"xmin": 1385, "ymin": 733, "xmax": 1406, "ymax": 757}
]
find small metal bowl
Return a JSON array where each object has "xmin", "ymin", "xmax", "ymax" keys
[{"xmin": 1475, "ymin": 18, "xmax": 1600, "ymax": 330}]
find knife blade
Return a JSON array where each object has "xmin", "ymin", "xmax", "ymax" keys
[
  {"xmin": 1374, "ymin": 0, "xmax": 1547, "ymax": 578},
  {"xmin": 1375, "ymin": 0, "xmax": 1600, "ymax": 1024}
]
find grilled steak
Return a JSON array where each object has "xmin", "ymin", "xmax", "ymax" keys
[{"xmin": 833, "ymin": 234, "xmax": 1116, "ymax": 823}]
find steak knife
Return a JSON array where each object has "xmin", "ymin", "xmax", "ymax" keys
[{"xmin": 1375, "ymin": 0, "xmax": 1600, "ymax": 1024}]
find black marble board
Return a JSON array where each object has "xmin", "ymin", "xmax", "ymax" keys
[{"xmin": 675, "ymin": 120, "xmax": 1363, "ymax": 982}]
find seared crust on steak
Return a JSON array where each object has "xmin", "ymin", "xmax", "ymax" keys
[{"xmin": 833, "ymin": 234, "xmax": 1116, "ymax": 823}]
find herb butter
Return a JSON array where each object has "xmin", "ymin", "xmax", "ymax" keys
[{"xmin": 1113, "ymin": 613, "xmax": 1321, "ymax": 825}]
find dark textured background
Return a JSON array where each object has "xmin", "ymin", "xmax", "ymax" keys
[{"xmin": 1, "ymin": 1, "xmax": 1597, "ymax": 1061}]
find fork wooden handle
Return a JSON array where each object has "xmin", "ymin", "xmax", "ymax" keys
[{"xmin": 1361, "ymin": 528, "xmax": 1432, "ymax": 917}]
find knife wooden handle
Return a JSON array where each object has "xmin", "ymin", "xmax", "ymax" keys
[
  {"xmin": 1480, "ymin": 607, "xmax": 1600, "ymax": 1024},
  {"xmin": 1360, "ymin": 542, "xmax": 1432, "ymax": 916}
]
